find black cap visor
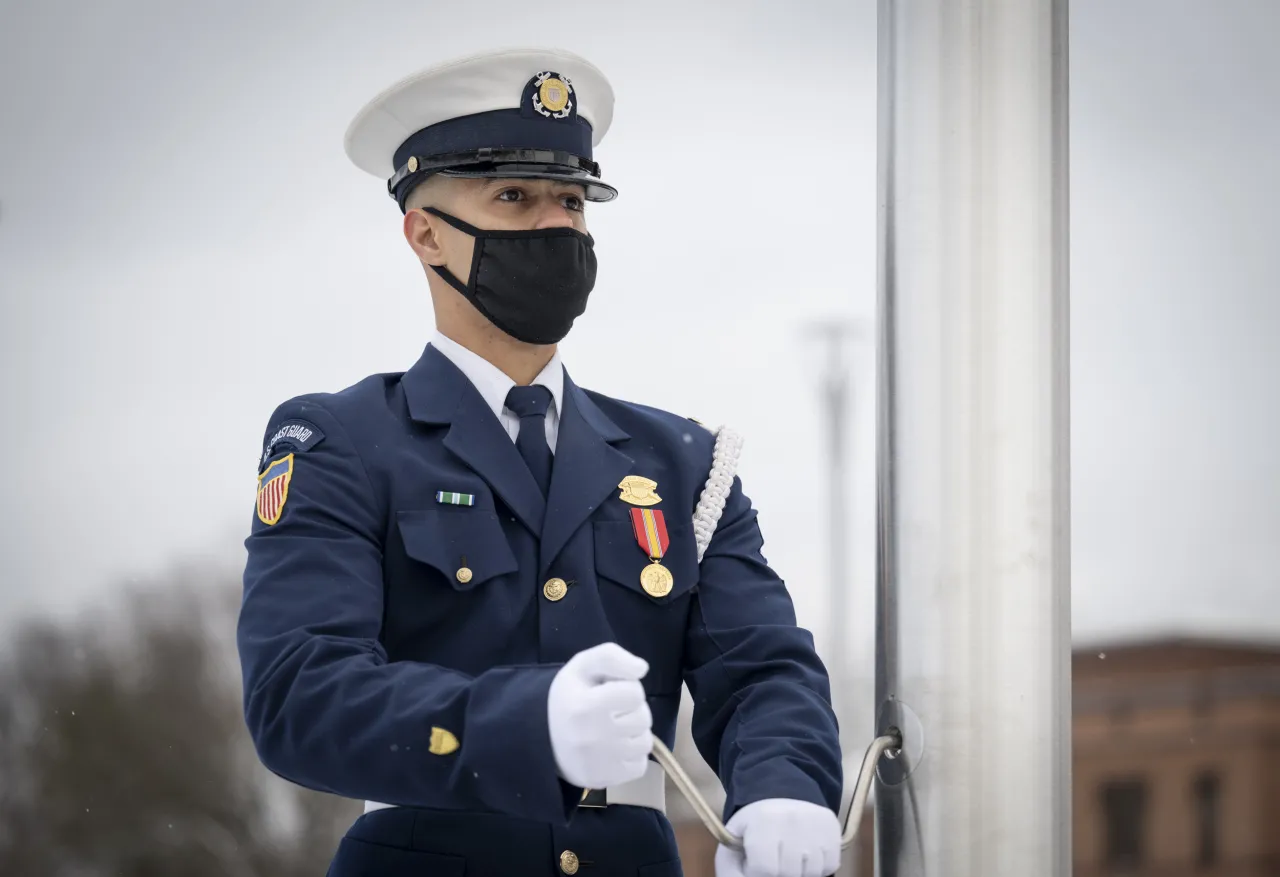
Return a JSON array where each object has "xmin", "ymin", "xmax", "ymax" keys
[
  {"xmin": 389, "ymin": 147, "xmax": 616, "ymax": 210},
  {"xmin": 438, "ymin": 164, "xmax": 616, "ymax": 202}
]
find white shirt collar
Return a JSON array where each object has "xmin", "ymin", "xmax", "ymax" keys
[{"xmin": 429, "ymin": 330, "xmax": 564, "ymax": 422}]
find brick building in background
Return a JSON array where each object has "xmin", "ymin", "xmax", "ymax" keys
[{"xmin": 669, "ymin": 637, "xmax": 1280, "ymax": 877}]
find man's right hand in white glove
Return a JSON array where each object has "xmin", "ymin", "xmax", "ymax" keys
[{"xmin": 547, "ymin": 642, "xmax": 653, "ymax": 789}]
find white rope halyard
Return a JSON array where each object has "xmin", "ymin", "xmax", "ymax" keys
[
  {"xmin": 659, "ymin": 422, "xmax": 902, "ymax": 850},
  {"xmin": 651, "ymin": 732, "xmax": 901, "ymax": 852}
]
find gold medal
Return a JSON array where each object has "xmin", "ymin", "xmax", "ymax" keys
[
  {"xmin": 640, "ymin": 562, "xmax": 674, "ymax": 598},
  {"xmin": 631, "ymin": 507, "xmax": 674, "ymax": 599}
]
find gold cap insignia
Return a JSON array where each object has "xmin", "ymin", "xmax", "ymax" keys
[
  {"xmin": 618, "ymin": 475, "xmax": 661, "ymax": 506},
  {"xmin": 532, "ymin": 71, "xmax": 574, "ymax": 119}
]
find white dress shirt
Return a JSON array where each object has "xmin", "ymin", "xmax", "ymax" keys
[{"xmin": 429, "ymin": 331, "xmax": 564, "ymax": 452}]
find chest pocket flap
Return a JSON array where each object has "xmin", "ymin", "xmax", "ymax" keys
[
  {"xmin": 593, "ymin": 518, "xmax": 699, "ymax": 603},
  {"xmin": 397, "ymin": 508, "xmax": 518, "ymax": 591}
]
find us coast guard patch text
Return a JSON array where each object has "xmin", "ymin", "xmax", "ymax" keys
[{"xmin": 260, "ymin": 418, "xmax": 325, "ymax": 470}]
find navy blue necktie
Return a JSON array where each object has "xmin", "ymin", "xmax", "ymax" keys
[{"xmin": 505, "ymin": 385, "xmax": 554, "ymax": 496}]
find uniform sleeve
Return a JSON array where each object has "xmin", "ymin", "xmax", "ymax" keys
[
  {"xmin": 237, "ymin": 398, "xmax": 579, "ymax": 823},
  {"xmin": 682, "ymin": 476, "xmax": 843, "ymax": 819}
]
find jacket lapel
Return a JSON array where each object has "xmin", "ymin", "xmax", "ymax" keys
[
  {"xmin": 540, "ymin": 374, "xmax": 633, "ymax": 575},
  {"xmin": 402, "ymin": 345, "xmax": 546, "ymax": 535}
]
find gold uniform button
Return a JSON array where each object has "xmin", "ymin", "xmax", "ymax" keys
[
  {"xmin": 543, "ymin": 577, "xmax": 568, "ymax": 601},
  {"xmin": 559, "ymin": 850, "xmax": 580, "ymax": 875},
  {"xmin": 456, "ymin": 567, "xmax": 473, "ymax": 584},
  {"xmin": 427, "ymin": 726, "xmax": 459, "ymax": 755}
]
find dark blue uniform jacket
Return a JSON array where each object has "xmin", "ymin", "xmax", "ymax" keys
[{"xmin": 237, "ymin": 344, "xmax": 841, "ymax": 872}]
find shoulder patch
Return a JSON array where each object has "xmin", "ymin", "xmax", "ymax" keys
[
  {"xmin": 256, "ymin": 454, "xmax": 294, "ymax": 525},
  {"xmin": 260, "ymin": 419, "xmax": 325, "ymax": 471}
]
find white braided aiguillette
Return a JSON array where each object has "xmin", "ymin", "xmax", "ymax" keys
[{"xmin": 693, "ymin": 425, "xmax": 743, "ymax": 563}]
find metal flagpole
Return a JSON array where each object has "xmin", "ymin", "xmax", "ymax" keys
[{"xmin": 873, "ymin": 1, "xmax": 1072, "ymax": 875}]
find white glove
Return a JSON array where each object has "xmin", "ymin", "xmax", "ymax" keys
[
  {"xmin": 715, "ymin": 799, "xmax": 842, "ymax": 877},
  {"xmin": 547, "ymin": 642, "xmax": 653, "ymax": 789}
]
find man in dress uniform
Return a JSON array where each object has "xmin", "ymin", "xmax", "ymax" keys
[{"xmin": 237, "ymin": 48, "xmax": 843, "ymax": 877}]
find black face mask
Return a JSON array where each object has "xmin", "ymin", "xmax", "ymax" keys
[{"xmin": 422, "ymin": 207, "xmax": 597, "ymax": 345}]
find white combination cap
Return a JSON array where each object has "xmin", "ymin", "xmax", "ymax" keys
[{"xmin": 344, "ymin": 48, "xmax": 617, "ymax": 210}]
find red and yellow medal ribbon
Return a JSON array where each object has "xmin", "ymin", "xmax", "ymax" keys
[{"xmin": 629, "ymin": 508, "xmax": 670, "ymax": 561}]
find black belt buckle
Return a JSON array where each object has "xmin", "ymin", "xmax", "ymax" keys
[{"xmin": 579, "ymin": 788, "xmax": 607, "ymax": 808}]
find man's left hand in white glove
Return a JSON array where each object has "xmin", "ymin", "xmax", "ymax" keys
[{"xmin": 714, "ymin": 798, "xmax": 842, "ymax": 877}]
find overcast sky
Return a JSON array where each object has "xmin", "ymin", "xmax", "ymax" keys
[{"xmin": 2, "ymin": 0, "xmax": 1277, "ymax": 678}]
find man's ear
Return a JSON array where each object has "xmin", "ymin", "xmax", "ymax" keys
[{"xmin": 404, "ymin": 208, "xmax": 449, "ymax": 267}]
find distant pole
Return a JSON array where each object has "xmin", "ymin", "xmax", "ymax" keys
[
  {"xmin": 824, "ymin": 324, "xmax": 850, "ymax": 740},
  {"xmin": 809, "ymin": 322, "xmax": 856, "ymax": 746},
  {"xmin": 875, "ymin": 1, "xmax": 1072, "ymax": 875}
]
